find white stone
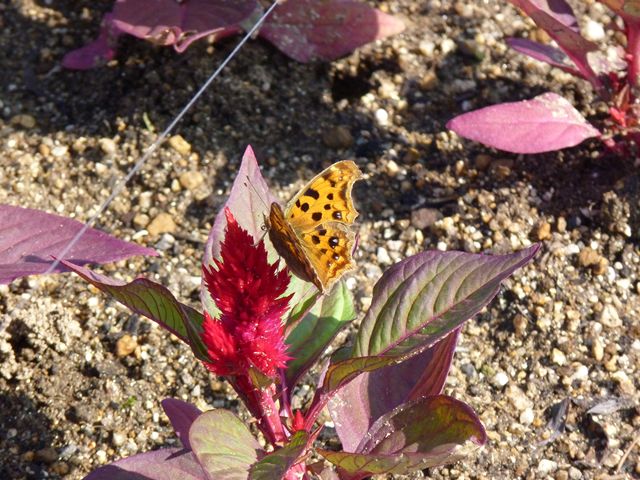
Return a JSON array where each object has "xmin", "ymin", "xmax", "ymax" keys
[
  {"xmin": 537, "ymin": 459, "xmax": 558, "ymax": 475},
  {"xmin": 375, "ymin": 108, "xmax": 389, "ymax": 126},
  {"xmin": 519, "ymin": 408, "xmax": 534, "ymax": 425},
  {"xmin": 493, "ymin": 371, "xmax": 509, "ymax": 387},
  {"xmin": 584, "ymin": 20, "xmax": 605, "ymax": 41}
]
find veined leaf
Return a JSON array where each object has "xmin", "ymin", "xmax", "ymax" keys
[
  {"xmin": 285, "ymin": 281, "xmax": 354, "ymax": 389},
  {"xmin": 329, "ymin": 330, "xmax": 459, "ymax": 452},
  {"xmin": 0, "ymin": 204, "xmax": 156, "ymax": 285},
  {"xmin": 83, "ymin": 448, "xmax": 206, "ymax": 480},
  {"xmin": 353, "ymin": 245, "xmax": 539, "ymax": 358},
  {"xmin": 190, "ymin": 410, "xmax": 262, "ymax": 480},
  {"xmin": 448, "ymin": 93, "xmax": 600, "ymax": 154},
  {"xmin": 62, "ymin": 261, "xmax": 208, "ymax": 361},
  {"xmin": 249, "ymin": 431, "xmax": 309, "ymax": 480},
  {"xmin": 320, "ymin": 396, "xmax": 486, "ymax": 479}
]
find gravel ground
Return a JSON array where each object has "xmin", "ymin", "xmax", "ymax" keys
[{"xmin": 1, "ymin": 0, "xmax": 639, "ymax": 479}]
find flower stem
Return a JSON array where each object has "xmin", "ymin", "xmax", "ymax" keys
[{"xmin": 232, "ymin": 376, "xmax": 286, "ymax": 444}]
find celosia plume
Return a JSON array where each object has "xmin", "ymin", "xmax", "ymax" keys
[{"xmin": 201, "ymin": 209, "xmax": 292, "ymax": 377}]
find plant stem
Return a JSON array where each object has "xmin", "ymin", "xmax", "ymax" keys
[
  {"xmin": 232, "ymin": 376, "xmax": 287, "ymax": 444},
  {"xmin": 626, "ymin": 21, "xmax": 640, "ymax": 90}
]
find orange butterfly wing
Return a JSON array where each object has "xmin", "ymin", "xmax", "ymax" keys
[{"xmin": 267, "ymin": 160, "xmax": 362, "ymax": 292}]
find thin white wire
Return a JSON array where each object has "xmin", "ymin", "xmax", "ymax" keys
[
  {"xmin": 44, "ymin": 0, "xmax": 280, "ymax": 277},
  {"xmin": 3, "ymin": 2, "xmax": 279, "ymax": 325}
]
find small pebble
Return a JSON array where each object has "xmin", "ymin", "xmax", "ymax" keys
[
  {"xmin": 35, "ymin": 447, "xmax": 58, "ymax": 464},
  {"xmin": 536, "ymin": 221, "xmax": 552, "ymax": 241},
  {"xmin": 519, "ymin": 408, "xmax": 534, "ymax": 425},
  {"xmin": 51, "ymin": 145, "xmax": 69, "ymax": 157},
  {"xmin": 11, "ymin": 114, "xmax": 36, "ymax": 129},
  {"xmin": 147, "ymin": 213, "xmax": 176, "ymax": 236},
  {"xmin": 537, "ymin": 459, "xmax": 558, "ymax": 475},
  {"xmin": 492, "ymin": 371, "xmax": 509, "ymax": 387},
  {"xmin": 375, "ymin": 109, "xmax": 389, "ymax": 126},
  {"xmin": 551, "ymin": 348, "xmax": 566, "ymax": 366},
  {"xmin": 377, "ymin": 247, "xmax": 392, "ymax": 265},
  {"xmin": 116, "ymin": 334, "xmax": 138, "ymax": 358},
  {"xmin": 179, "ymin": 171, "xmax": 204, "ymax": 191},
  {"xmin": 322, "ymin": 126, "xmax": 354, "ymax": 149},
  {"xmin": 99, "ymin": 138, "xmax": 117, "ymax": 155},
  {"xmin": 584, "ymin": 20, "xmax": 605, "ymax": 41},
  {"xmin": 168, "ymin": 134, "xmax": 191, "ymax": 155}
]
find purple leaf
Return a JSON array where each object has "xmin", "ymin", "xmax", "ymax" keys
[
  {"xmin": 354, "ymin": 245, "xmax": 540, "ymax": 358},
  {"xmin": 511, "ymin": 0, "xmax": 579, "ymax": 31},
  {"xmin": 62, "ymin": 14, "xmax": 123, "ymax": 70},
  {"xmin": 447, "ymin": 92, "xmax": 600, "ymax": 154},
  {"xmin": 508, "ymin": 0, "xmax": 601, "ymax": 88},
  {"xmin": 259, "ymin": 0, "xmax": 405, "ymax": 62},
  {"xmin": 61, "ymin": 261, "xmax": 208, "ymax": 361},
  {"xmin": 329, "ymin": 330, "xmax": 459, "ymax": 452},
  {"xmin": 111, "ymin": 0, "xmax": 255, "ymax": 52},
  {"xmin": 506, "ymin": 37, "xmax": 582, "ymax": 77},
  {"xmin": 161, "ymin": 399, "xmax": 202, "ymax": 451},
  {"xmin": 83, "ymin": 448, "xmax": 206, "ymax": 480},
  {"xmin": 285, "ymin": 281, "xmax": 354, "ymax": 390},
  {"xmin": 204, "ymin": 146, "xmax": 275, "ymax": 265},
  {"xmin": 319, "ymin": 396, "xmax": 486, "ymax": 479},
  {"xmin": 0, "ymin": 204, "xmax": 157, "ymax": 285},
  {"xmin": 249, "ymin": 431, "xmax": 309, "ymax": 480},
  {"xmin": 189, "ymin": 410, "xmax": 262, "ymax": 480}
]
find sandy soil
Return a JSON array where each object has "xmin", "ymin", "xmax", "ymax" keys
[{"xmin": 1, "ymin": 0, "xmax": 639, "ymax": 479}]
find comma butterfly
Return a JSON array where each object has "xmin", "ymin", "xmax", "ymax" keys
[{"xmin": 266, "ymin": 160, "xmax": 363, "ymax": 293}]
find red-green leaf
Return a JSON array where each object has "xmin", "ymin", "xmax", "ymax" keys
[
  {"xmin": 319, "ymin": 396, "xmax": 486, "ymax": 479},
  {"xmin": 353, "ymin": 245, "xmax": 539, "ymax": 358},
  {"xmin": 190, "ymin": 410, "xmax": 262, "ymax": 480},
  {"xmin": 62, "ymin": 261, "xmax": 207, "ymax": 361},
  {"xmin": 249, "ymin": 431, "xmax": 309, "ymax": 480},
  {"xmin": 329, "ymin": 330, "xmax": 459, "ymax": 452}
]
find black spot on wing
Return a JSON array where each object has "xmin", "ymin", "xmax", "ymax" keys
[
  {"xmin": 312, "ymin": 235, "xmax": 320, "ymax": 245},
  {"xmin": 327, "ymin": 193, "xmax": 334, "ymax": 200},
  {"xmin": 312, "ymin": 212, "xmax": 322, "ymax": 222},
  {"xmin": 301, "ymin": 203, "xmax": 309, "ymax": 212},
  {"xmin": 333, "ymin": 211, "xmax": 342, "ymax": 220},
  {"xmin": 329, "ymin": 237, "xmax": 339, "ymax": 248},
  {"xmin": 304, "ymin": 188, "xmax": 320, "ymax": 200}
]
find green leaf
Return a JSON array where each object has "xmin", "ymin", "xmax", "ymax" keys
[
  {"xmin": 285, "ymin": 281, "xmax": 354, "ymax": 388},
  {"xmin": 249, "ymin": 431, "xmax": 309, "ymax": 480},
  {"xmin": 319, "ymin": 395, "xmax": 486, "ymax": 478},
  {"xmin": 322, "ymin": 355, "xmax": 394, "ymax": 393},
  {"xmin": 63, "ymin": 261, "xmax": 208, "ymax": 361},
  {"xmin": 353, "ymin": 245, "xmax": 539, "ymax": 358},
  {"xmin": 190, "ymin": 410, "xmax": 262, "ymax": 480}
]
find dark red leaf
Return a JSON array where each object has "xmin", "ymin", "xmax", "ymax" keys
[
  {"xmin": 259, "ymin": 0, "xmax": 405, "ymax": 62},
  {"xmin": 0, "ymin": 204, "xmax": 156, "ymax": 285}
]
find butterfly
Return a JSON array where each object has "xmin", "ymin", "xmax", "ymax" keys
[{"xmin": 265, "ymin": 160, "xmax": 363, "ymax": 293}]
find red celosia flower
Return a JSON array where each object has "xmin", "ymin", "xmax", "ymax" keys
[{"xmin": 201, "ymin": 209, "xmax": 292, "ymax": 377}]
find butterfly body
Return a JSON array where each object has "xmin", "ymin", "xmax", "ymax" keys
[{"xmin": 266, "ymin": 160, "xmax": 363, "ymax": 293}]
